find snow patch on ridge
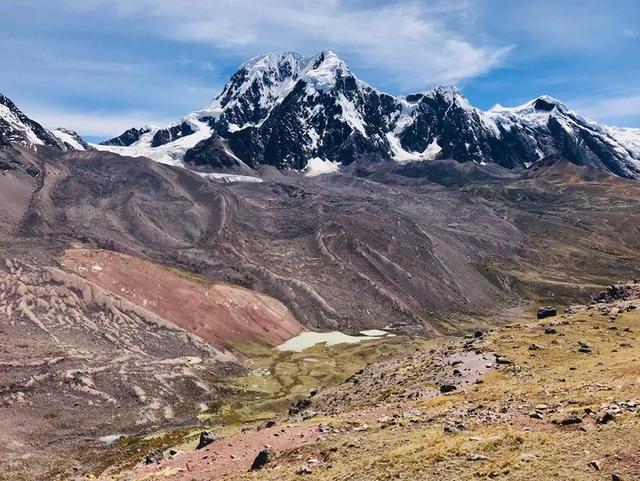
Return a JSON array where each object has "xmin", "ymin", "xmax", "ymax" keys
[
  {"xmin": 337, "ymin": 93, "xmax": 367, "ymax": 137},
  {"xmin": 197, "ymin": 172, "xmax": 263, "ymax": 183},
  {"xmin": 52, "ymin": 129, "xmax": 86, "ymax": 151},
  {"xmin": 94, "ymin": 114, "xmax": 212, "ymax": 167},
  {"xmin": 386, "ymin": 133, "xmax": 441, "ymax": 163},
  {"xmin": 304, "ymin": 157, "xmax": 340, "ymax": 176}
]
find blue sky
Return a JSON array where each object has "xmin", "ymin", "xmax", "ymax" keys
[{"xmin": 1, "ymin": 0, "xmax": 638, "ymax": 142}]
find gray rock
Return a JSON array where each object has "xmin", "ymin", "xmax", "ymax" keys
[
  {"xmin": 250, "ymin": 447, "xmax": 275, "ymax": 471},
  {"xmin": 440, "ymin": 384, "xmax": 457, "ymax": 394},
  {"xmin": 144, "ymin": 450, "xmax": 163, "ymax": 465},
  {"xmin": 596, "ymin": 411, "xmax": 615, "ymax": 424},
  {"xmin": 196, "ymin": 431, "xmax": 215, "ymax": 450},
  {"xmin": 588, "ymin": 459, "xmax": 603, "ymax": 471},
  {"xmin": 537, "ymin": 307, "xmax": 557, "ymax": 319}
]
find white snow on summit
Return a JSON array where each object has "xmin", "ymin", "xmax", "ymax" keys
[
  {"xmin": 304, "ymin": 157, "xmax": 340, "ymax": 176},
  {"xmin": 88, "ymin": 51, "xmax": 640, "ymax": 179},
  {"xmin": 52, "ymin": 128, "xmax": 86, "ymax": 151},
  {"xmin": 0, "ymin": 101, "xmax": 47, "ymax": 148},
  {"xmin": 302, "ymin": 50, "xmax": 350, "ymax": 94},
  {"xmin": 94, "ymin": 113, "xmax": 212, "ymax": 166},
  {"xmin": 204, "ymin": 51, "xmax": 308, "ymax": 128}
]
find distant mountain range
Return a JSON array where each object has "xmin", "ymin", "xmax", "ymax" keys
[{"xmin": 2, "ymin": 51, "xmax": 640, "ymax": 178}]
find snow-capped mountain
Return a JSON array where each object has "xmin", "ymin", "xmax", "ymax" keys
[
  {"xmin": 51, "ymin": 128, "xmax": 91, "ymax": 151},
  {"xmin": 0, "ymin": 94, "xmax": 67, "ymax": 150},
  {"xmin": 485, "ymin": 97, "xmax": 640, "ymax": 178},
  {"xmin": 0, "ymin": 94, "xmax": 90, "ymax": 152},
  {"xmin": 98, "ymin": 51, "xmax": 640, "ymax": 179}
]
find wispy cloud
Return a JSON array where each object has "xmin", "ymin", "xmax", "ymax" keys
[
  {"xmin": 71, "ymin": 0, "xmax": 512, "ymax": 89},
  {"xmin": 572, "ymin": 93, "xmax": 640, "ymax": 126},
  {"xmin": 1, "ymin": 0, "xmax": 638, "ymax": 132},
  {"xmin": 20, "ymin": 104, "xmax": 176, "ymax": 138}
]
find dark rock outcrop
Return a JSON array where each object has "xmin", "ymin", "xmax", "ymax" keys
[{"xmin": 250, "ymin": 447, "xmax": 274, "ymax": 470}]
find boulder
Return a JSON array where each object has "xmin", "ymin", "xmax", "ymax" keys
[
  {"xmin": 537, "ymin": 307, "xmax": 557, "ymax": 319},
  {"xmin": 440, "ymin": 384, "xmax": 457, "ymax": 394},
  {"xmin": 250, "ymin": 447, "xmax": 275, "ymax": 471},
  {"xmin": 196, "ymin": 431, "xmax": 215, "ymax": 450},
  {"xmin": 588, "ymin": 459, "xmax": 603, "ymax": 471},
  {"xmin": 289, "ymin": 398, "xmax": 312, "ymax": 415},
  {"xmin": 596, "ymin": 411, "xmax": 615, "ymax": 424},
  {"xmin": 558, "ymin": 415, "xmax": 582, "ymax": 426},
  {"xmin": 144, "ymin": 450, "xmax": 163, "ymax": 465}
]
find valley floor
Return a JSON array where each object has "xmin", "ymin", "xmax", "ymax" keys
[{"xmin": 100, "ymin": 284, "xmax": 640, "ymax": 481}]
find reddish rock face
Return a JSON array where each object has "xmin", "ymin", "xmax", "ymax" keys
[{"xmin": 63, "ymin": 248, "xmax": 304, "ymax": 350}]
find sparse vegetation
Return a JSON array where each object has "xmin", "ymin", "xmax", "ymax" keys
[{"xmin": 209, "ymin": 288, "xmax": 640, "ymax": 481}]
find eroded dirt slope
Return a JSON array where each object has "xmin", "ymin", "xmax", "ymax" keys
[
  {"xmin": 0, "ymin": 258, "xmax": 238, "ymax": 480},
  {"xmin": 1, "ymin": 146, "xmax": 525, "ymax": 335},
  {"xmin": 0, "ymin": 247, "xmax": 308, "ymax": 480},
  {"xmin": 4, "ymin": 147, "xmax": 640, "ymax": 337},
  {"xmin": 62, "ymin": 248, "xmax": 303, "ymax": 350}
]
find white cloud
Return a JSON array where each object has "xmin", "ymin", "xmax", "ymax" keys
[
  {"xmin": 572, "ymin": 93, "xmax": 640, "ymax": 125},
  {"xmin": 73, "ymin": 0, "xmax": 511, "ymax": 89},
  {"xmin": 20, "ymin": 104, "xmax": 176, "ymax": 138}
]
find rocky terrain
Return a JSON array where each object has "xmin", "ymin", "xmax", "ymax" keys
[
  {"xmin": 0, "ymin": 257, "xmax": 241, "ymax": 479},
  {"xmin": 118, "ymin": 282, "xmax": 640, "ymax": 481},
  {"xmin": 1, "ymin": 81, "xmax": 639, "ymax": 480},
  {"xmin": 4, "ymin": 143, "xmax": 640, "ymax": 334}
]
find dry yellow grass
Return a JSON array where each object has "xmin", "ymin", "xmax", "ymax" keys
[{"xmin": 226, "ymin": 298, "xmax": 640, "ymax": 481}]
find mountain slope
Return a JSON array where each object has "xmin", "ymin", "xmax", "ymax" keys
[
  {"xmin": 0, "ymin": 94, "xmax": 67, "ymax": 150},
  {"xmin": 52, "ymin": 127, "xmax": 92, "ymax": 150},
  {"xmin": 128, "ymin": 284, "xmax": 640, "ymax": 481},
  {"xmin": 487, "ymin": 97, "xmax": 640, "ymax": 178},
  {"xmin": 4, "ymin": 130, "xmax": 640, "ymax": 480},
  {"xmin": 98, "ymin": 51, "xmax": 640, "ymax": 179},
  {"xmin": 0, "ymin": 94, "xmax": 92, "ymax": 154}
]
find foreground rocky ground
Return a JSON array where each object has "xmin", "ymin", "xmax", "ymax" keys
[
  {"xmin": 0, "ymin": 251, "xmax": 302, "ymax": 480},
  {"xmin": 116, "ymin": 282, "xmax": 640, "ymax": 481}
]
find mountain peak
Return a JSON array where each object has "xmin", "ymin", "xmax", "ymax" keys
[
  {"xmin": 314, "ymin": 49, "xmax": 343, "ymax": 63},
  {"xmin": 240, "ymin": 51, "xmax": 304, "ymax": 71},
  {"xmin": 52, "ymin": 128, "xmax": 90, "ymax": 151},
  {"xmin": 0, "ymin": 93, "xmax": 15, "ymax": 108},
  {"xmin": 531, "ymin": 95, "xmax": 566, "ymax": 112},
  {"xmin": 432, "ymin": 85, "xmax": 463, "ymax": 96},
  {"xmin": 0, "ymin": 93, "xmax": 69, "ymax": 150},
  {"xmin": 488, "ymin": 95, "xmax": 567, "ymax": 114},
  {"xmin": 206, "ymin": 51, "xmax": 310, "ymax": 120},
  {"xmin": 424, "ymin": 85, "xmax": 476, "ymax": 113},
  {"xmin": 303, "ymin": 50, "xmax": 352, "ymax": 93},
  {"xmin": 95, "ymin": 50, "xmax": 640, "ymax": 180}
]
